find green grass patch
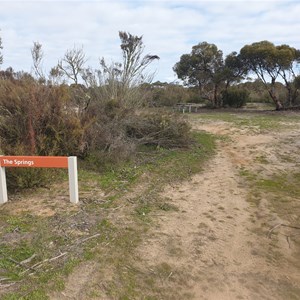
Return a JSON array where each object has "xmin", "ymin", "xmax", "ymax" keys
[
  {"xmin": 240, "ymin": 168, "xmax": 300, "ymax": 223},
  {"xmin": 256, "ymin": 173, "xmax": 300, "ymax": 223},
  {"xmin": 0, "ymin": 242, "xmax": 35, "ymax": 281},
  {"xmin": 4, "ymin": 214, "xmax": 36, "ymax": 233},
  {"xmin": 191, "ymin": 111, "xmax": 300, "ymax": 132}
]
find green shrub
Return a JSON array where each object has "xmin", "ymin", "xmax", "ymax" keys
[{"xmin": 222, "ymin": 88, "xmax": 250, "ymax": 108}]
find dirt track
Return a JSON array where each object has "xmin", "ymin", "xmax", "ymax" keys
[
  {"xmin": 48, "ymin": 114, "xmax": 300, "ymax": 300},
  {"xmin": 137, "ymin": 118, "xmax": 300, "ymax": 300}
]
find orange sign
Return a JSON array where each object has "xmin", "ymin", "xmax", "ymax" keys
[{"xmin": 0, "ymin": 156, "xmax": 69, "ymax": 168}]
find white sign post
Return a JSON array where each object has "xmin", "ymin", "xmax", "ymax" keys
[
  {"xmin": 0, "ymin": 156, "xmax": 79, "ymax": 204},
  {"xmin": 0, "ymin": 165, "xmax": 8, "ymax": 204},
  {"xmin": 68, "ymin": 156, "xmax": 79, "ymax": 204}
]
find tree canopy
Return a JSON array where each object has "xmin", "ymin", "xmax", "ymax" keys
[
  {"xmin": 240, "ymin": 41, "xmax": 300, "ymax": 109},
  {"xmin": 174, "ymin": 42, "xmax": 247, "ymax": 107},
  {"xmin": 174, "ymin": 40, "xmax": 300, "ymax": 109}
]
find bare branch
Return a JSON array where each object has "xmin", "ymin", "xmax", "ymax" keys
[
  {"xmin": 58, "ymin": 46, "xmax": 87, "ymax": 84},
  {"xmin": 31, "ymin": 41, "xmax": 45, "ymax": 81}
]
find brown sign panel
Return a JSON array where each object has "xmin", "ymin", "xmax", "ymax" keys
[{"xmin": 0, "ymin": 156, "xmax": 69, "ymax": 168}]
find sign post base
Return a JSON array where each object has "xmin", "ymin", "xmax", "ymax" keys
[{"xmin": 0, "ymin": 167, "xmax": 8, "ymax": 204}]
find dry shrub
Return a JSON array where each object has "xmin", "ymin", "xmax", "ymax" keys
[
  {"xmin": 125, "ymin": 110, "xmax": 192, "ymax": 149},
  {"xmin": 82, "ymin": 105, "xmax": 137, "ymax": 169},
  {"xmin": 0, "ymin": 73, "xmax": 193, "ymax": 188},
  {"xmin": 0, "ymin": 78, "xmax": 84, "ymax": 156},
  {"xmin": 81, "ymin": 99, "xmax": 193, "ymax": 170},
  {"xmin": 0, "ymin": 76, "xmax": 84, "ymax": 190}
]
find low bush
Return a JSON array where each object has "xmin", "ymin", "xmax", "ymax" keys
[
  {"xmin": 222, "ymin": 88, "xmax": 250, "ymax": 108},
  {"xmin": 125, "ymin": 111, "xmax": 192, "ymax": 149}
]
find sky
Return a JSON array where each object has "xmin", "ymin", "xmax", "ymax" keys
[{"xmin": 1, "ymin": 0, "xmax": 300, "ymax": 83}]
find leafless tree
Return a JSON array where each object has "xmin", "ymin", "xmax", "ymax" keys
[{"xmin": 58, "ymin": 46, "xmax": 87, "ymax": 84}]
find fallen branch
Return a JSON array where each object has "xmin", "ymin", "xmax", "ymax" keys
[
  {"xmin": 268, "ymin": 223, "xmax": 300, "ymax": 248},
  {"xmin": 267, "ymin": 223, "xmax": 300, "ymax": 239},
  {"xmin": 0, "ymin": 281, "xmax": 18, "ymax": 288},
  {"xmin": 21, "ymin": 252, "xmax": 68, "ymax": 275},
  {"xmin": 280, "ymin": 224, "xmax": 300, "ymax": 230},
  {"xmin": 20, "ymin": 254, "xmax": 36, "ymax": 265},
  {"xmin": 74, "ymin": 233, "xmax": 101, "ymax": 246},
  {"xmin": 267, "ymin": 224, "xmax": 282, "ymax": 238},
  {"xmin": 8, "ymin": 258, "xmax": 36, "ymax": 273},
  {"xmin": 32, "ymin": 252, "xmax": 68, "ymax": 269},
  {"xmin": 48, "ymin": 252, "xmax": 68, "ymax": 263},
  {"xmin": 166, "ymin": 271, "xmax": 173, "ymax": 280}
]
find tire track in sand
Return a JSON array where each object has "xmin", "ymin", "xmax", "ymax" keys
[{"xmin": 137, "ymin": 122, "xmax": 298, "ymax": 300}]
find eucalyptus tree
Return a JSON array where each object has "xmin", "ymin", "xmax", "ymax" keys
[
  {"xmin": 275, "ymin": 44, "xmax": 300, "ymax": 105},
  {"xmin": 174, "ymin": 42, "xmax": 225, "ymax": 107},
  {"xmin": 240, "ymin": 41, "xmax": 300, "ymax": 109},
  {"xmin": 224, "ymin": 52, "xmax": 247, "ymax": 89},
  {"xmin": 240, "ymin": 41, "xmax": 283, "ymax": 109},
  {"xmin": 49, "ymin": 65, "xmax": 65, "ymax": 85}
]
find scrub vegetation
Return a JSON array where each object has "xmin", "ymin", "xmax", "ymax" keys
[{"xmin": 0, "ymin": 30, "xmax": 300, "ymax": 299}]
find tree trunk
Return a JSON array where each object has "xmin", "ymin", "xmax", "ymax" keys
[
  {"xmin": 269, "ymin": 78, "xmax": 283, "ymax": 110},
  {"xmin": 286, "ymin": 83, "xmax": 292, "ymax": 106},
  {"xmin": 213, "ymin": 85, "xmax": 218, "ymax": 107},
  {"xmin": 275, "ymin": 99, "xmax": 283, "ymax": 111},
  {"xmin": 268, "ymin": 90, "xmax": 283, "ymax": 110}
]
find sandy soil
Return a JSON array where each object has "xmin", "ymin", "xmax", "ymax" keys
[
  {"xmin": 137, "ymin": 119, "xmax": 300, "ymax": 300},
  {"xmin": 46, "ymin": 115, "xmax": 300, "ymax": 300}
]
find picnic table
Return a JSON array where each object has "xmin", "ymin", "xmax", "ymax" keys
[{"xmin": 175, "ymin": 103, "xmax": 205, "ymax": 113}]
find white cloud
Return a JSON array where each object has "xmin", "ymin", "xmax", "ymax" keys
[{"xmin": 0, "ymin": 0, "xmax": 299, "ymax": 82}]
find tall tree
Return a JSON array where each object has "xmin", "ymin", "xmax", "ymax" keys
[
  {"xmin": 224, "ymin": 52, "xmax": 247, "ymax": 89},
  {"xmin": 275, "ymin": 44, "xmax": 300, "ymax": 105},
  {"xmin": 240, "ymin": 41, "xmax": 283, "ymax": 110},
  {"xmin": 174, "ymin": 42, "xmax": 225, "ymax": 106}
]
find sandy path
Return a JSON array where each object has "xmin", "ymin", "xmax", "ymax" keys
[
  {"xmin": 48, "ymin": 118, "xmax": 300, "ymax": 300},
  {"xmin": 138, "ymin": 121, "xmax": 300, "ymax": 300}
]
